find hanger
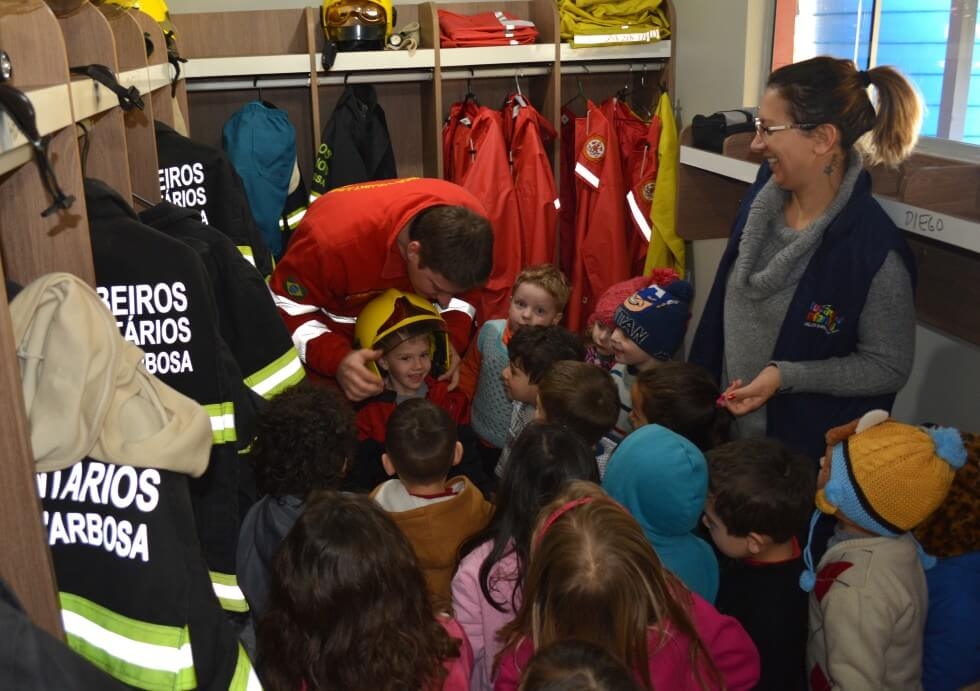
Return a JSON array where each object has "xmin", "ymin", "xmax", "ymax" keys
[
  {"xmin": 513, "ymin": 70, "xmax": 528, "ymax": 106},
  {"xmin": 0, "ymin": 82, "xmax": 75, "ymax": 216},
  {"xmin": 71, "ymin": 64, "xmax": 144, "ymax": 111},
  {"xmin": 75, "ymin": 120, "xmax": 90, "ymax": 176},
  {"xmin": 463, "ymin": 67, "xmax": 479, "ymax": 104},
  {"xmin": 132, "ymin": 191, "xmax": 154, "ymax": 209},
  {"xmin": 562, "ymin": 74, "xmax": 587, "ymax": 109}
]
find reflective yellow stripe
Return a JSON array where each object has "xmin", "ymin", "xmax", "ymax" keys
[
  {"xmin": 229, "ymin": 643, "xmax": 263, "ymax": 690},
  {"xmin": 244, "ymin": 348, "xmax": 305, "ymax": 399},
  {"xmin": 60, "ymin": 592, "xmax": 197, "ymax": 690},
  {"xmin": 203, "ymin": 402, "xmax": 237, "ymax": 444},
  {"xmin": 236, "ymin": 245, "xmax": 256, "ymax": 267},
  {"xmin": 210, "ymin": 571, "xmax": 248, "ymax": 613}
]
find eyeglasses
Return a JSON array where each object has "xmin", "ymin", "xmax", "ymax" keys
[{"xmin": 754, "ymin": 117, "xmax": 821, "ymax": 136}]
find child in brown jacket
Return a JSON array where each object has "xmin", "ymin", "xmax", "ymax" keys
[{"xmin": 372, "ymin": 398, "xmax": 492, "ymax": 609}]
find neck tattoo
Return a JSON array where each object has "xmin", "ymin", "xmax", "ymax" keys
[{"xmin": 823, "ymin": 154, "xmax": 838, "ymax": 176}]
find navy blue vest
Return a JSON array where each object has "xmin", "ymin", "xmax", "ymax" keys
[{"xmin": 689, "ymin": 163, "xmax": 917, "ymax": 462}]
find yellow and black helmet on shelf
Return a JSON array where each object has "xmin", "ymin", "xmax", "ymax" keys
[
  {"xmin": 353, "ymin": 288, "xmax": 450, "ymax": 379},
  {"xmin": 321, "ymin": 0, "xmax": 392, "ymax": 52}
]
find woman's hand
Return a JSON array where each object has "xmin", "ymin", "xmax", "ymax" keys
[{"xmin": 720, "ymin": 365, "xmax": 781, "ymax": 417}]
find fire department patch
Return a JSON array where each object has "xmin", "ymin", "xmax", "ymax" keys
[
  {"xmin": 583, "ymin": 136, "xmax": 606, "ymax": 162},
  {"xmin": 285, "ymin": 279, "xmax": 307, "ymax": 299},
  {"xmin": 642, "ymin": 181, "xmax": 655, "ymax": 201}
]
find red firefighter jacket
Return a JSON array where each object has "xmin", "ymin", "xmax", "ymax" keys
[
  {"xmin": 566, "ymin": 102, "xmax": 630, "ymax": 331},
  {"xmin": 503, "ymin": 93, "xmax": 559, "ymax": 266},
  {"xmin": 269, "ymin": 178, "xmax": 485, "ymax": 378},
  {"xmin": 446, "ymin": 107, "xmax": 522, "ymax": 321},
  {"xmin": 601, "ymin": 97, "xmax": 660, "ymax": 275}
]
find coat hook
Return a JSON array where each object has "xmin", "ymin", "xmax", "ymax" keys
[{"xmin": 514, "ymin": 70, "xmax": 523, "ymax": 97}]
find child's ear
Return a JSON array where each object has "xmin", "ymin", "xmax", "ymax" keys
[
  {"xmin": 451, "ymin": 441, "xmax": 463, "ymax": 467},
  {"xmin": 381, "ymin": 453, "xmax": 397, "ymax": 477},
  {"xmin": 746, "ymin": 532, "xmax": 768, "ymax": 556},
  {"xmin": 551, "ymin": 311, "xmax": 563, "ymax": 326}
]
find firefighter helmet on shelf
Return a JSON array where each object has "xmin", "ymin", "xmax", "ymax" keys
[
  {"xmin": 353, "ymin": 288, "xmax": 450, "ymax": 379},
  {"xmin": 321, "ymin": 0, "xmax": 392, "ymax": 52},
  {"xmin": 101, "ymin": 0, "xmax": 176, "ymax": 36}
]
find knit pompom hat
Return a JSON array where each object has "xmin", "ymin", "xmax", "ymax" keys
[
  {"xmin": 613, "ymin": 278, "xmax": 694, "ymax": 362},
  {"xmin": 816, "ymin": 410, "xmax": 966, "ymax": 535},
  {"xmin": 587, "ymin": 268, "xmax": 680, "ymax": 331},
  {"xmin": 800, "ymin": 409, "xmax": 967, "ymax": 592}
]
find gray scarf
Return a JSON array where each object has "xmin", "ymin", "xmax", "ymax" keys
[{"xmin": 723, "ymin": 153, "xmax": 863, "ymax": 438}]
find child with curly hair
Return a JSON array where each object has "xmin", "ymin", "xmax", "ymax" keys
[
  {"xmin": 257, "ymin": 492, "xmax": 472, "ymax": 690},
  {"xmin": 237, "ymin": 383, "xmax": 356, "ymax": 624}
]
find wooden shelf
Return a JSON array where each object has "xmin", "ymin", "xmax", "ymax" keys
[
  {"xmin": 440, "ymin": 43, "xmax": 556, "ymax": 67},
  {"xmin": 678, "ymin": 144, "xmax": 980, "ymax": 255},
  {"xmin": 185, "ymin": 54, "xmax": 314, "ymax": 79},
  {"xmin": 0, "ymin": 84, "xmax": 73, "ymax": 176}
]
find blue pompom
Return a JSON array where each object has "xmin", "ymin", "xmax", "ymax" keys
[
  {"xmin": 665, "ymin": 279, "xmax": 694, "ymax": 303},
  {"xmin": 928, "ymin": 427, "xmax": 968, "ymax": 469},
  {"xmin": 799, "ymin": 570, "xmax": 816, "ymax": 593}
]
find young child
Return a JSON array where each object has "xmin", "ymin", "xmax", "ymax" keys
[
  {"xmin": 602, "ymin": 424, "xmax": 719, "ymax": 603},
  {"xmin": 801, "ymin": 410, "xmax": 966, "ymax": 691},
  {"xmin": 350, "ymin": 288, "xmax": 479, "ymax": 492},
  {"xmin": 607, "ymin": 275, "xmax": 693, "ymax": 444},
  {"xmin": 535, "ymin": 360, "xmax": 621, "ymax": 472},
  {"xmin": 703, "ymin": 439, "xmax": 815, "ymax": 691},
  {"xmin": 257, "ymin": 491, "xmax": 473, "ymax": 690},
  {"xmin": 518, "ymin": 640, "xmax": 642, "ymax": 691},
  {"xmin": 494, "ymin": 481, "xmax": 761, "ymax": 691},
  {"xmin": 459, "ymin": 264, "xmax": 570, "ymax": 469},
  {"xmin": 584, "ymin": 269, "xmax": 679, "ymax": 372},
  {"xmin": 453, "ymin": 423, "xmax": 600, "ymax": 691},
  {"xmin": 628, "ymin": 361, "xmax": 732, "ymax": 452},
  {"xmin": 237, "ymin": 383, "xmax": 356, "ymax": 624},
  {"xmin": 372, "ymin": 398, "xmax": 492, "ymax": 609},
  {"xmin": 495, "ymin": 324, "xmax": 585, "ymax": 477}
]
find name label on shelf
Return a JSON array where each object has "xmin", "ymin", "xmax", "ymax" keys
[{"xmin": 876, "ymin": 198, "xmax": 980, "ymax": 254}]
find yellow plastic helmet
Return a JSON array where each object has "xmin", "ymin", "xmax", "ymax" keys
[
  {"xmin": 101, "ymin": 0, "xmax": 175, "ymax": 36},
  {"xmin": 354, "ymin": 289, "xmax": 450, "ymax": 379},
  {"xmin": 321, "ymin": 0, "xmax": 392, "ymax": 51}
]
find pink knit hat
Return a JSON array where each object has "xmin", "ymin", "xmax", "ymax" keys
[{"xmin": 587, "ymin": 268, "xmax": 681, "ymax": 330}]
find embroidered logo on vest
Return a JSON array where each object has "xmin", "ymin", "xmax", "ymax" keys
[{"xmin": 804, "ymin": 302, "xmax": 843, "ymax": 335}]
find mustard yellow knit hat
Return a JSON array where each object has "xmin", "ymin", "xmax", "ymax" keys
[{"xmin": 816, "ymin": 410, "xmax": 967, "ymax": 535}]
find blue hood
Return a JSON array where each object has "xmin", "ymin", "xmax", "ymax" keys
[{"xmin": 602, "ymin": 424, "xmax": 718, "ymax": 602}]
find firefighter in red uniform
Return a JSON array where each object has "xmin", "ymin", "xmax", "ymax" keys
[{"xmin": 270, "ymin": 177, "xmax": 494, "ymax": 401}]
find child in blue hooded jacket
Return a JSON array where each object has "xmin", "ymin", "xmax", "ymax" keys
[{"xmin": 602, "ymin": 424, "xmax": 719, "ymax": 603}]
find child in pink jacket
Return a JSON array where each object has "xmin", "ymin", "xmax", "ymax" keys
[
  {"xmin": 494, "ymin": 482, "xmax": 760, "ymax": 691},
  {"xmin": 452, "ymin": 424, "xmax": 600, "ymax": 690}
]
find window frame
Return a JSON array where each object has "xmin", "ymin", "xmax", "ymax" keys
[{"xmin": 771, "ymin": 0, "xmax": 980, "ymax": 160}]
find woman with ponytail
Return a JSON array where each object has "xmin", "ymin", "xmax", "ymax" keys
[{"xmin": 690, "ymin": 56, "xmax": 923, "ymax": 465}]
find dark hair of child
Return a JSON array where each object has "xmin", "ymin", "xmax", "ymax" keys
[
  {"xmin": 457, "ymin": 423, "xmax": 600, "ymax": 613},
  {"xmin": 385, "ymin": 398, "xmax": 458, "ymax": 485},
  {"xmin": 706, "ymin": 439, "xmax": 816, "ymax": 543},
  {"xmin": 507, "ymin": 325, "xmax": 585, "ymax": 384},
  {"xmin": 257, "ymin": 491, "xmax": 461, "ymax": 690},
  {"xmin": 538, "ymin": 361, "xmax": 620, "ymax": 446},
  {"xmin": 633, "ymin": 362, "xmax": 733, "ymax": 452},
  {"xmin": 251, "ymin": 382, "xmax": 356, "ymax": 498},
  {"xmin": 518, "ymin": 639, "xmax": 642, "ymax": 691}
]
